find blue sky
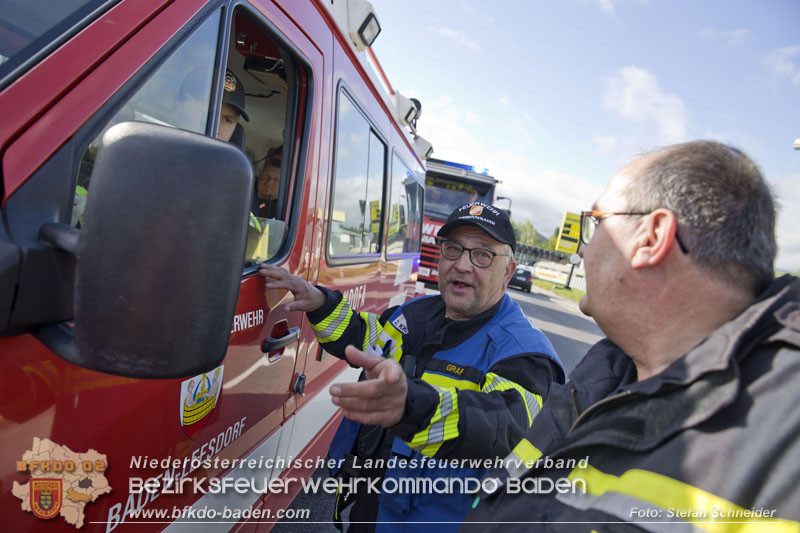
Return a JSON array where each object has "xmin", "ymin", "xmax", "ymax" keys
[{"xmin": 368, "ymin": 0, "xmax": 800, "ymax": 272}]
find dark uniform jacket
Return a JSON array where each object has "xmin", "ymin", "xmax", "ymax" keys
[{"xmin": 464, "ymin": 275, "xmax": 800, "ymax": 531}]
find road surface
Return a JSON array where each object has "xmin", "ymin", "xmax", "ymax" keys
[{"xmin": 507, "ymin": 284, "xmax": 604, "ymax": 375}]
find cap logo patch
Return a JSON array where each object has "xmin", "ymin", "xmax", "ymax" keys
[
  {"xmin": 469, "ymin": 205, "xmax": 484, "ymax": 216},
  {"xmin": 224, "ymin": 72, "xmax": 236, "ymax": 93}
]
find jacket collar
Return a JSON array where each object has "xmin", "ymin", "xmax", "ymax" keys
[
  {"xmin": 570, "ymin": 275, "xmax": 799, "ymax": 393},
  {"xmin": 640, "ymin": 274, "xmax": 800, "ymax": 390},
  {"xmin": 551, "ymin": 275, "xmax": 800, "ymax": 453}
]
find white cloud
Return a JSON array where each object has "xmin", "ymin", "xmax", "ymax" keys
[
  {"xmin": 417, "ymin": 96, "xmax": 489, "ymax": 167},
  {"xmin": 592, "ymin": 0, "xmax": 615, "ymax": 13},
  {"xmin": 493, "ymin": 159, "xmax": 603, "ymax": 234},
  {"xmin": 603, "ymin": 66, "xmax": 688, "ymax": 144},
  {"xmin": 591, "ymin": 134, "xmax": 619, "ymax": 152},
  {"xmin": 498, "ymin": 94, "xmax": 510, "ymax": 106},
  {"xmin": 434, "ymin": 27, "xmax": 481, "ymax": 51},
  {"xmin": 698, "ymin": 27, "xmax": 750, "ymax": 48},
  {"xmin": 461, "ymin": 4, "xmax": 495, "ymax": 25},
  {"xmin": 698, "ymin": 27, "xmax": 714, "ymax": 40},
  {"xmin": 417, "ymin": 97, "xmax": 601, "ymax": 236},
  {"xmin": 764, "ymin": 45, "xmax": 800, "ymax": 87},
  {"xmin": 723, "ymin": 29, "xmax": 750, "ymax": 48},
  {"xmin": 582, "ymin": 0, "xmax": 648, "ymax": 14}
]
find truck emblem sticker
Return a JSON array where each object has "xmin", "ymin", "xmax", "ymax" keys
[
  {"xmin": 180, "ymin": 366, "xmax": 224, "ymax": 428},
  {"xmin": 391, "ymin": 314, "xmax": 409, "ymax": 335},
  {"xmin": 13, "ymin": 438, "xmax": 110, "ymax": 528},
  {"xmin": 469, "ymin": 205, "xmax": 484, "ymax": 216}
]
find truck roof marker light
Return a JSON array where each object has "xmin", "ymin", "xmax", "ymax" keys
[
  {"xmin": 358, "ymin": 12, "xmax": 381, "ymax": 48},
  {"xmin": 347, "ymin": 0, "xmax": 381, "ymax": 51},
  {"xmin": 394, "ymin": 92, "xmax": 419, "ymax": 127},
  {"xmin": 414, "ymin": 136, "xmax": 433, "ymax": 160}
]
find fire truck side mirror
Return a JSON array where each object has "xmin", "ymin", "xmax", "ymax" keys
[{"xmin": 35, "ymin": 122, "xmax": 253, "ymax": 378}]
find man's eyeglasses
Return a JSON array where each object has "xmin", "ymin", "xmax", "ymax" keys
[
  {"xmin": 438, "ymin": 239, "xmax": 508, "ymax": 268},
  {"xmin": 580, "ymin": 210, "xmax": 689, "ymax": 254}
]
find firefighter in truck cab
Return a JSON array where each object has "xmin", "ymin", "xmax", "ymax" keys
[{"xmin": 259, "ymin": 202, "xmax": 564, "ymax": 532}]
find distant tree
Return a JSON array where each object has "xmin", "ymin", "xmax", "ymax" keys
[
  {"xmin": 511, "ymin": 219, "xmax": 558, "ymax": 250},
  {"xmin": 511, "ymin": 219, "xmax": 545, "ymax": 247}
]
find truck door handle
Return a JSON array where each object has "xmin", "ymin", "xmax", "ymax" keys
[{"xmin": 261, "ymin": 327, "xmax": 301, "ymax": 354}]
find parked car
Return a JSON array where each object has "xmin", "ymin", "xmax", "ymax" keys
[{"xmin": 509, "ymin": 268, "xmax": 532, "ymax": 292}]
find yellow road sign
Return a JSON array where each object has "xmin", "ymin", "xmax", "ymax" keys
[{"xmin": 556, "ymin": 211, "xmax": 581, "ymax": 254}]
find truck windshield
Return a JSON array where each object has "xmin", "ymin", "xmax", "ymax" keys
[
  {"xmin": 0, "ymin": 0, "xmax": 114, "ymax": 84},
  {"xmin": 424, "ymin": 175, "xmax": 492, "ymax": 217}
]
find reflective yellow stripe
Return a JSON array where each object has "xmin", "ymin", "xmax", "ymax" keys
[
  {"xmin": 568, "ymin": 464, "xmax": 800, "ymax": 532},
  {"xmin": 249, "ymin": 212, "xmax": 262, "ymax": 231},
  {"xmin": 482, "ymin": 372, "xmax": 542, "ymax": 426},
  {"xmin": 423, "ymin": 388, "xmax": 459, "ymax": 456},
  {"xmin": 511, "ymin": 438, "xmax": 543, "ymax": 464},
  {"xmin": 421, "ymin": 372, "xmax": 481, "ymax": 391},
  {"xmin": 406, "ymin": 386, "xmax": 460, "ymax": 457},
  {"xmin": 360, "ymin": 312, "xmax": 380, "ymax": 351},
  {"xmin": 504, "ymin": 438, "xmax": 543, "ymax": 478},
  {"xmin": 311, "ymin": 298, "xmax": 352, "ymax": 343},
  {"xmin": 405, "ymin": 372, "xmax": 542, "ymax": 459}
]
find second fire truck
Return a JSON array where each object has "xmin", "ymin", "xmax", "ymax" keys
[{"xmin": 418, "ymin": 158, "xmax": 499, "ymax": 289}]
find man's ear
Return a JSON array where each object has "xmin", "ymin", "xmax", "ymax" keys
[
  {"xmin": 504, "ymin": 259, "xmax": 517, "ymax": 284},
  {"xmin": 631, "ymin": 209, "xmax": 679, "ymax": 269}
]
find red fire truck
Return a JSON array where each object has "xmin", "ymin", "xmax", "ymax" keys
[
  {"xmin": 0, "ymin": 0, "xmax": 431, "ymax": 530},
  {"xmin": 418, "ymin": 158, "xmax": 499, "ymax": 289}
]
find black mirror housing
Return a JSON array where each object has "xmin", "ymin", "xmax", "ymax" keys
[{"xmin": 67, "ymin": 122, "xmax": 252, "ymax": 378}]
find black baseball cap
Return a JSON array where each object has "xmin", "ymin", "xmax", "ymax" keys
[
  {"xmin": 222, "ymin": 70, "xmax": 249, "ymax": 122},
  {"xmin": 437, "ymin": 202, "xmax": 516, "ymax": 252}
]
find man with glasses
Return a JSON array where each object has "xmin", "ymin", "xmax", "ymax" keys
[
  {"xmin": 465, "ymin": 141, "xmax": 800, "ymax": 529},
  {"xmin": 259, "ymin": 201, "xmax": 563, "ymax": 531}
]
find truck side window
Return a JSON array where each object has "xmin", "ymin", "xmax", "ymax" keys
[
  {"xmin": 329, "ymin": 91, "xmax": 386, "ymax": 257},
  {"xmin": 387, "ymin": 153, "xmax": 424, "ymax": 255},
  {"xmin": 71, "ymin": 10, "xmax": 221, "ymax": 227},
  {"xmin": 226, "ymin": 8, "xmax": 309, "ymax": 265},
  {"xmin": 70, "ymin": 6, "xmax": 310, "ymax": 268}
]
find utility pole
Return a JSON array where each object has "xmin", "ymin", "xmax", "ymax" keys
[{"xmin": 565, "ymin": 252, "xmax": 581, "ymax": 289}]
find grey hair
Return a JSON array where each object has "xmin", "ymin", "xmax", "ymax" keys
[{"xmin": 624, "ymin": 140, "xmax": 776, "ymax": 295}]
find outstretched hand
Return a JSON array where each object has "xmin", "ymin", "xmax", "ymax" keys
[
  {"xmin": 258, "ymin": 264, "xmax": 326, "ymax": 313},
  {"xmin": 330, "ymin": 345, "xmax": 407, "ymax": 427}
]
